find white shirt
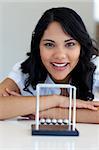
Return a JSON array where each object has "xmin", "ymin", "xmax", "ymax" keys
[
  {"xmin": 8, "ymin": 61, "xmax": 61, "ymax": 96},
  {"xmin": 8, "ymin": 57, "xmax": 99, "ymax": 100}
]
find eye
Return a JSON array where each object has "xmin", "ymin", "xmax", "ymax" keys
[
  {"xmin": 44, "ymin": 43, "xmax": 55, "ymax": 49},
  {"xmin": 65, "ymin": 42, "xmax": 76, "ymax": 48}
]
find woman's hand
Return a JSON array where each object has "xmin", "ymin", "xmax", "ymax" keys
[
  {"xmin": 0, "ymin": 88, "xmax": 21, "ymax": 96},
  {"xmin": 0, "ymin": 87, "xmax": 9, "ymax": 96},
  {"xmin": 0, "ymin": 78, "xmax": 20, "ymax": 96},
  {"xmin": 39, "ymin": 107, "xmax": 99, "ymax": 124},
  {"xmin": 76, "ymin": 100, "xmax": 99, "ymax": 110},
  {"xmin": 5, "ymin": 88, "xmax": 21, "ymax": 96},
  {"xmin": 58, "ymin": 95, "xmax": 99, "ymax": 111}
]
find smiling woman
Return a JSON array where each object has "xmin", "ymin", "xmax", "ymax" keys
[
  {"xmin": 39, "ymin": 21, "xmax": 80, "ymax": 82},
  {"xmin": 0, "ymin": 7, "xmax": 99, "ymax": 121}
]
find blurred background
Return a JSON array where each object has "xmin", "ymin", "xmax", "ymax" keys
[{"xmin": 0, "ymin": 0, "xmax": 99, "ymax": 81}]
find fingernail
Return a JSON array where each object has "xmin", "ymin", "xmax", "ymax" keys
[{"xmin": 5, "ymin": 88, "xmax": 9, "ymax": 91}]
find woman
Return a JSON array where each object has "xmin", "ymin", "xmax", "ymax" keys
[{"xmin": 0, "ymin": 7, "xmax": 99, "ymax": 122}]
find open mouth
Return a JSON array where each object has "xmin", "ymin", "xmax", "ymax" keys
[{"xmin": 52, "ymin": 62, "xmax": 69, "ymax": 67}]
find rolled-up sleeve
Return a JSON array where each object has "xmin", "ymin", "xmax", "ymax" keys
[{"xmin": 7, "ymin": 62, "xmax": 23, "ymax": 88}]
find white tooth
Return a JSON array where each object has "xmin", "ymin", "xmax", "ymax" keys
[{"xmin": 53, "ymin": 63, "xmax": 66, "ymax": 67}]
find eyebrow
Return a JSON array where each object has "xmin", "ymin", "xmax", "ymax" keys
[
  {"xmin": 43, "ymin": 39, "xmax": 55, "ymax": 43},
  {"xmin": 42, "ymin": 38, "xmax": 74, "ymax": 43},
  {"xmin": 64, "ymin": 38, "xmax": 74, "ymax": 42}
]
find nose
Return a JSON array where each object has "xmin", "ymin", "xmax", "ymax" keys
[{"xmin": 53, "ymin": 47, "xmax": 67, "ymax": 60}]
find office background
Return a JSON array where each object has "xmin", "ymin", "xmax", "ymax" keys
[{"xmin": 0, "ymin": 0, "xmax": 98, "ymax": 81}]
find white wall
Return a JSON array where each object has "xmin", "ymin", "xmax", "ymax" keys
[
  {"xmin": 0, "ymin": 0, "xmax": 95, "ymax": 81},
  {"xmin": 94, "ymin": 0, "xmax": 99, "ymax": 21}
]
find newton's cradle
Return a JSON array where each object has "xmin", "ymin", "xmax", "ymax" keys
[{"xmin": 31, "ymin": 84, "xmax": 79, "ymax": 136}]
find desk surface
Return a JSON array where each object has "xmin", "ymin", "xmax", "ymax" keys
[{"xmin": 0, "ymin": 120, "xmax": 99, "ymax": 150}]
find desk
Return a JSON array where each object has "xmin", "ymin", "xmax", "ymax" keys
[{"xmin": 0, "ymin": 120, "xmax": 99, "ymax": 150}]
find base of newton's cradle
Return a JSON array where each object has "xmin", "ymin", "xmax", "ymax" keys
[{"xmin": 31, "ymin": 124, "xmax": 79, "ymax": 136}]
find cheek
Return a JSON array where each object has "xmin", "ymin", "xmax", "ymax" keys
[
  {"xmin": 69, "ymin": 50, "xmax": 80, "ymax": 63},
  {"xmin": 73, "ymin": 48, "xmax": 80, "ymax": 58},
  {"xmin": 40, "ymin": 48, "xmax": 52, "ymax": 62},
  {"xmin": 40, "ymin": 47, "xmax": 46, "ymax": 61},
  {"xmin": 40, "ymin": 50, "xmax": 49, "ymax": 66},
  {"xmin": 40, "ymin": 51, "xmax": 48, "ymax": 61}
]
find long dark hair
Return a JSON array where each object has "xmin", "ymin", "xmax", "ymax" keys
[{"xmin": 21, "ymin": 7, "xmax": 99, "ymax": 100}]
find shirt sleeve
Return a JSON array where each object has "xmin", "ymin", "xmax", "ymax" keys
[
  {"xmin": 7, "ymin": 61, "xmax": 35, "ymax": 96},
  {"xmin": 93, "ymin": 56, "xmax": 99, "ymax": 87},
  {"xmin": 92, "ymin": 56, "xmax": 99, "ymax": 101},
  {"xmin": 7, "ymin": 61, "xmax": 23, "ymax": 87}
]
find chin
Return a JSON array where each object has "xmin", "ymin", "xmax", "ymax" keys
[
  {"xmin": 51, "ymin": 72, "xmax": 71, "ymax": 83},
  {"xmin": 52, "ymin": 76, "xmax": 67, "ymax": 83}
]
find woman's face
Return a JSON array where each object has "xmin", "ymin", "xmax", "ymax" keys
[{"xmin": 40, "ymin": 21, "xmax": 81, "ymax": 83}]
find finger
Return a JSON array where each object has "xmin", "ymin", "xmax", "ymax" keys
[
  {"xmin": 10, "ymin": 91, "xmax": 21, "ymax": 96},
  {"xmin": 92, "ymin": 102, "xmax": 99, "ymax": 107},
  {"xmin": 2, "ymin": 92, "xmax": 10, "ymax": 96},
  {"xmin": 87, "ymin": 101, "xmax": 99, "ymax": 107},
  {"xmin": 80, "ymin": 102, "xmax": 98, "ymax": 110},
  {"xmin": 5, "ymin": 88, "xmax": 15, "ymax": 95},
  {"xmin": 76, "ymin": 101, "xmax": 98, "ymax": 111},
  {"xmin": 11, "ymin": 91, "xmax": 21, "ymax": 96},
  {"xmin": 5, "ymin": 88, "xmax": 21, "ymax": 96},
  {"xmin": 86, "ymin": 105, "xmax": 98, "ymax": 111}
]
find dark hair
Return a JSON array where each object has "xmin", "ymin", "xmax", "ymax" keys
[{"xmin": 21, "ymin": 7, "xmax": 99, "ymax": 100}]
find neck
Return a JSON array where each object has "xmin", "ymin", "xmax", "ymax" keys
[{"xmin": 49, "ymin": 74, "xmax": 71, "ymax": 84}]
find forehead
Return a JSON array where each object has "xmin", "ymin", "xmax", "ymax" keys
[{"xmin": 41, "ymin": 21, "xmax": 72, "ymax": 39}]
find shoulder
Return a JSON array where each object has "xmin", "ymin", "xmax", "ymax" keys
[
  {"xmin": 91, "ymin": 56, "xmax": 99, "ymax": 87},
  {"xmin": 91, "ymin": 56, "xmax": 99, "ymax": 74},
  {"xmin": 91, "ymin": 56, "xmax": 99, "ymax": 66},
  {"xmin": 7, "ymin": 61, "xmax": 28, "ymax": 88},
  {"xmin": 8, "ymin": 61, "xmax": 23, "ymax": 80},
  {"xmin": 11, "ymin": 61, "xmax": 22, "ymax": 71},
  {"xmin": 90, "ymin": 56, "xmax": 99, "ymax": 100}
]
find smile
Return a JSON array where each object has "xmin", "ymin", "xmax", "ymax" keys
[
  {"xmin": 52, "ymin": 62, "xmax": 69, "ymax": 67},
  {"xmin": 51, "ymin": 62, "xmax": 70, "ymax": 71}
]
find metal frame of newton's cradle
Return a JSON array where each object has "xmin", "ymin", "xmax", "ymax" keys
[{"xmin": 31, "ymin": 84, "xmax": 79, "ymax": 136}]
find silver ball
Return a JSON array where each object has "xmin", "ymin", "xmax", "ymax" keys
[
  {"xmin": 46, "ymin": 118, "xmax": 51, "ymax": 124},
  {"xmin": 63, "ymin": 119, "xmax": 69, "ymax": 124},
  {"xmin": 40, "ymin": 118, "xmax": 46, "ymax": 124},
  {"xmin": 52, "ymin": 119, "xmax": 57, "ymax": 125},
  {"xmin": 57, "ymin": 119, "xmax": 63, "ymax": 124}
]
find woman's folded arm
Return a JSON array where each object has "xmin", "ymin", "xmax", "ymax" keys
[{"xmin": 39, "ymin": 107, "xmax": 99, "ymax": 124}]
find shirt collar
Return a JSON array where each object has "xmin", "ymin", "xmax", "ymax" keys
[{"xmin": 45, "ymin": 74, "xmax": 55, "ymax": 84}]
